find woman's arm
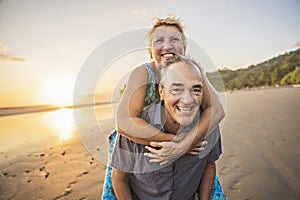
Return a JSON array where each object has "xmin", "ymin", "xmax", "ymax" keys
[{"xmin": 116, "ymin": 65, "xmax": 175, "ymax": 145}]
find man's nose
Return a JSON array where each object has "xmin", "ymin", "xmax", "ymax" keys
[{"xmin": 179, "ymin": 90, "xmax": 194, "ymax": 104}]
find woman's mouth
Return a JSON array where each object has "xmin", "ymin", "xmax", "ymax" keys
[{"xmin": 161, "ymin": 53, "xmax": 175, "ymax": 58}]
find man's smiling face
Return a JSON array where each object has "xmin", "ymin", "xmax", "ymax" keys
[{"xmin": 159, "ymin": 61, "xmax": 203, "ymax": 127}]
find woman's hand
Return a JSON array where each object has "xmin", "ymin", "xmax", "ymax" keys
[
  {"xmin": 187, "ymin": 140, "xmax": 207, "ymax": 155},
  {"xmin": 144, "ymin": 140, "xmax": 207, "ymax": 165}
]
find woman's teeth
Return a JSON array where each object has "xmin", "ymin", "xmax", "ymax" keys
[{"xmin": 162, "ymin": 53, "xmax": 174, "ymax": 58}]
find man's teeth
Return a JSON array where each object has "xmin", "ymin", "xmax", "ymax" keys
[
  {"xmin": 162, "ymin": 53, "xmax": 174, "ymax": 58},
  {"xmin": 177, "ymin": 106, "xmax": 192, "ymax": 112}
]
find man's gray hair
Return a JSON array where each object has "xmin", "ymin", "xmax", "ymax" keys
[{"xmin": 160, "ymin": 55, "xmax": 204, "ymax": 85}]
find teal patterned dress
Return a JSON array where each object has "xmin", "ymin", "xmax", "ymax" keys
[{"xmin": 102, "ymin": 63, "xmax": 226, "ymax": 200}]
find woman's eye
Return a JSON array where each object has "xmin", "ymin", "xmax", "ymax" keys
[
  {"xmin": 171, "ymin": 37, "xmax": 181, "ymax": 42},
  {"xmin": 154, "ymin": 38, "xmax": 163, "ymax": 44}
]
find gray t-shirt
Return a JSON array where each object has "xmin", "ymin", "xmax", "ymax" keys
[{"xmin": 111, "ymin": 101, "xmax": 222, "ymax": 200}]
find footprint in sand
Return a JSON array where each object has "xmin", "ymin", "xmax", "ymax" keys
[
  {"xmin": 39, "ymin": 153, "xmax": 45, "ymax": 158},
  {"xmin": 44, "ymin": 172, "xmax": 50, "ymax": 179},
  {"xmin": 64, "ymin": 187, "xmax": 72, "ymax": 195},
  {"xmin": 53, "ymin": 181, "xmax": 78, "ymax": 200},
  {"xmin": 229, "ymin": 151, "xmax": 237, "ymax": 158},
  {"xmin": 219, "ymin": 167, "xmax": 229, "ymax": 175},
  {"xmin": 77, "ymin": 171, "xmax": 89, "ymax": 178},
  {"xmin": 61, "ymin": 151, "xmax": 66, "ymax": 156},
  {"xmin": 53, "ymin": 188, "xmax": 73, "ymax": 200},
  {"xmin": 90, "ymin": 157, "xmax": 94, "ymax": 165},
  {"xmin": 2, "ymin": 172, "xmax": 8, "ymax": 177},
  {"xmin": 67, "ymin": 180, "xmax": 78, "ymax": 188},
  {"xmin": 230, "ymin": 181, "xmax": 240, "ymax": 192},
  {"xmin": 39, "ymin": 171, "xmax": 50, "ymax": 179},
  {"xmin": 233, "ymin": 165, "xmax": 241, "ymax": 170},
  {"xmin": 39, "ymin": 166, "xmax": 45, "ymax": 171}
]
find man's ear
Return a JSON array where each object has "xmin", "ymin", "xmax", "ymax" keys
[{"xmin": 158, "ymin": 85, "xmax": 164, "ymax": 100}]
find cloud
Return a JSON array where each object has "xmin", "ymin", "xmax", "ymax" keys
[
  {"xmin": 0, "ymin": 44, "xmax": 27, "ymax": 63},
  {"xmin": 0, "ymin": 54, "xmax": 27, "ymax": 63}
]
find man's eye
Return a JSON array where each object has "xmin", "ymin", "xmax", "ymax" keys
[
  {"xmin": 192, "ymin": 89, "xmax": 202, "ymax": 95},
  {"xmin": 171, "ymin": 88, "xmax": 183, "ymax": 95}
]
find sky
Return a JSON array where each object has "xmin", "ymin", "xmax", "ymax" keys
[{"xmin": 0, "ymin": 0, "xmax": 300, "ymax": 107}]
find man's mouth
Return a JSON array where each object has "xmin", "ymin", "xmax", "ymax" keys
[{"xmin": 176, "ymin": 106, "xmax": 193, "ymax": 113}]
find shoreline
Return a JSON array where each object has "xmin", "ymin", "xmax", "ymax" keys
[{"xmin": 1, "ymin": 84, "xmax": 299, "ymax": 118}]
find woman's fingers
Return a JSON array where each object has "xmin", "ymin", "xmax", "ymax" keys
[
  {"xmin": 145, "ymin": 145, "xmax": 157, "ymax": 153},
  {"xmin": 197, "ymin": 140, "xmax": 208, "ymax": 147},
  {"xmin": 144, "ymin": 152, "xmax": 167, "ymax": 164},
  {"xmin": 144, "ymin": 140, "xmax": 209, "ymax": 165},
  {"xmin": 187, "ymin": 147, "xmax": 205, "ymax": 155},
  {"xmin": 143, "ymin": 152, "xmax": 159, "ymax": 159},
  {"xmin": 149, "ymin": 141, "xmax": 168, "ymax": 148}
]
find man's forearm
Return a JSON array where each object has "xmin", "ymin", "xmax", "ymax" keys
[
  {"xmin": 199, "ymin": 162, "xmax": 216, "ymax": 200},
  {"xmin": 112, "ymin": 169, "xmax": 132, "ymax": 200}
]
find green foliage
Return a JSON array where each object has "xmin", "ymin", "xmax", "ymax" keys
[
  {"xmin": 207, "ymin": 48, "xmax": 300, "ymax": 91},
  {"xmin": 280, "ymin": 66, "xmax": 300, "ymax": 85}
]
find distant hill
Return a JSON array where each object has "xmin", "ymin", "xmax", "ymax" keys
[{"xmin": 207, "ymin": 48, "xmax": 300, "ymax": 91}]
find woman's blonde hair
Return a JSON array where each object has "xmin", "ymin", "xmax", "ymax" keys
[{"xmin": 148, "ymin": 15, "xmax": 187, "ymax": 51}]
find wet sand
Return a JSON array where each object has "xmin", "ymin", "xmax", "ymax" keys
[{"xmin": 0, "ymin": 87, "xmax": 299, "ymax": 199}]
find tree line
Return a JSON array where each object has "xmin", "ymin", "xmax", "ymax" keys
[{"xmin": 207, "ymin": 48, "xmax": 300, "ymax": 91}]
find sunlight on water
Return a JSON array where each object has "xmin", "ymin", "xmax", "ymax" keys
[{"xmin": 46, "ymin": 108, "xmax": 75, "ymax": 141}]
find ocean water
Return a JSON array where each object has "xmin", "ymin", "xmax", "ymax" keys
[{"xmin": 0, "ymin": 104, "xmax": 116, "ymax": 153}]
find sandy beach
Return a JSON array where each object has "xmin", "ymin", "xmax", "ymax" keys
[
  {"xmin": 0, "ymin": 86, "xmax": 299, "ymax": 200},
  {"xmin": 218, "ymin": 86, "xmax": 300, "ymax": 199}
]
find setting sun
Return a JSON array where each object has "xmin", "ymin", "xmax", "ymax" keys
[{"xmin": 45, "ymin": 80, "xmax": 74, "ymax": 107}]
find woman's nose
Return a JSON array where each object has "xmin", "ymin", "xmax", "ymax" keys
[{"xmin": 162, "ymin": 40, "xmax": 173, "ymax": 50}]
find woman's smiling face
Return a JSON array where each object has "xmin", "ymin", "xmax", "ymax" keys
[{"xmin": 149, "ymin": 25, "xmax": 185, "ymax": 65}]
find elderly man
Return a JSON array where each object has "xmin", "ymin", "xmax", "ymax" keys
[{"xmin": 111, "ymin": 56, "xmax": 222, "ymax": 200}]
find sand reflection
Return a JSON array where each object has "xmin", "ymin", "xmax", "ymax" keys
[{"xmin": 49, "ymin": 108, "xmax": 75, "ymax": 141}]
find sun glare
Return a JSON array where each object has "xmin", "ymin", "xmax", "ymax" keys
[
  {"xmin": 45, "ymin": 80, "xmax": 73, "ymax": 107},
  {"xmin": 51, "ymin": 108, "xmax": 74, "ymax": 141}
]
